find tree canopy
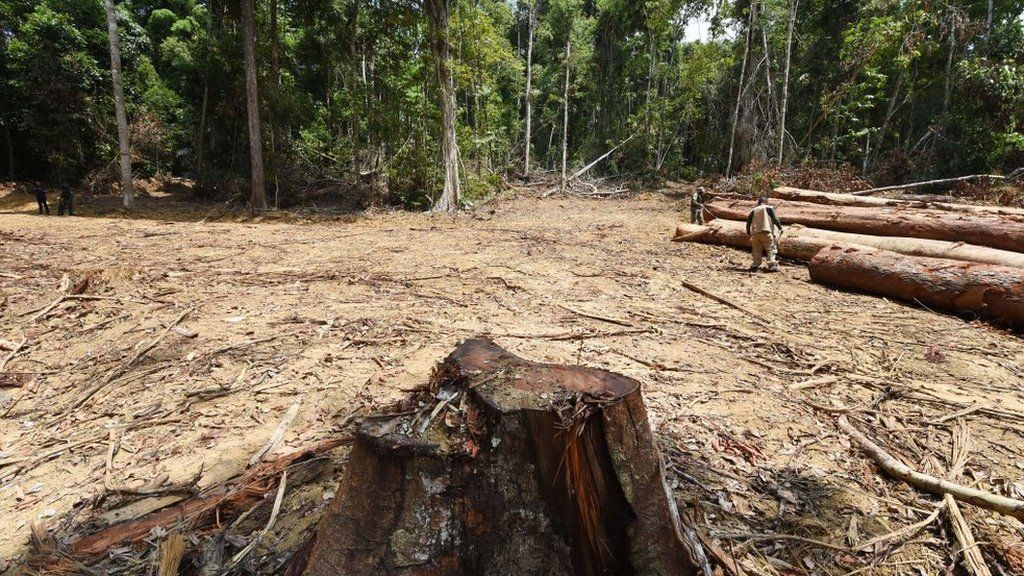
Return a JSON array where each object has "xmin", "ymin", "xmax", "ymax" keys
[{"xmin": 0, "ymin": 0, "xmax": 1022, "ymax": 208}]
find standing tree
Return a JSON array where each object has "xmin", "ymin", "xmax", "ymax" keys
[
  {"xmin": 426, "ymin": 0, "xmax": 461, "ymax": 213},
  {"xmin": 560, "ymin": 36, "xmax": 571, "ymax": 192},
  {"xmin": 523, "ymin": 0, "xmax": 537, "ymax": 180},
  {"xmin": 103, "ymin": 0, "xmax": 134, "ymax": 210},
  {"xmin": 777, "ymin": 0, "xmax": 797, "ymax": 165},
  {"xmin": 241, "ymin": 0, "xmax": 268, "ymax": 211}
]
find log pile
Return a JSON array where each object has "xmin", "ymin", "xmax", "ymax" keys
[
  {"xmin": 706, "ymin": 198, "xmax": 1024, "ymax": 252},
  {"xmin": 676, "ymin": 186, "xmax": 1024, "ymax": 329}
]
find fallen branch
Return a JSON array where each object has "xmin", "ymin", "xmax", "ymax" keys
[
  {"xmin": 64, "ymin": 308, "xmax": 192, "ymax": 412},
  {"xmin": 0, "ymin": 337, "xmax": 27, "ymax": 372},
  {"xmin": 945, "ymin": 494, "xmax": 993, "ymax": 576},
  {"xmin": 678, "ymin": 280, "xmax": 760, "ymax": 319},
  {"xmin": 63, "ymin": 438, "xmax": 346, "ymax": 558},
  {"xmin": 249, "ymin": 396, "xmax": 303, "ymax": 467},
  {"xmin": 837, "ymin": 416, "xmax": 1024, "ymax": 521},
  {"xmin": 851, "ymin": 174, "xmax": 1006, "ymax": 196}
]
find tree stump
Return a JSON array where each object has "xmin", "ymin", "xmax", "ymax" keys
[{"xmin": 297, "ymin": 338, "xmax": 699, "ymax": 576}]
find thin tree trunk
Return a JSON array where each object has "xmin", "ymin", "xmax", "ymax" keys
[
  {"xmin": 104, "ymin": 0, "xmax": 134, "ymax": 210},
  {"xmin": 726, "ymin": 4, "xmax": 755, "ymax": 178},
  {"xmin": 4, "ymin": 126, "xmax": 13, "ymax": 179},
  {"xmin": 270, "ymin": 0, "xmax": 279, "ymax": 84},
  {"xmin": 777, "ymin": 0, "xmax": 797, "ymax": 165},
  {"xmin": 241, "ymin": 0, "xmax": 267, "ymax": 211},
  {"xmin": 427, "ymin": 0, "xmax": 461, "ymax": 212},
  {"xmin": 985, "ymin": 0, "xmax": 994, "ymax": 38},
  {"xmin": 348, "ymin": 0, "xmax": 360, "ymax": 181},
  {"xmin": 523, "ymin": 1, "xmax": 535, "ymax": 180},
  {"xmin": 941, "ymin": 17, "xmax": 955, "ymax": 124},
  {"xmin": 560, "ymin": 37, "xmax": 571, "ymax": 192}
]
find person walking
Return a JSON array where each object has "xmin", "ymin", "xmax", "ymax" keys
[{"xmin": 745, "ymin": 196, "xmax": 783, "ymax": 272}]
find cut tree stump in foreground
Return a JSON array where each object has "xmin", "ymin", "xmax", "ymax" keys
[{"xmin": 297, "ymin": 338, "xmax": 699, "ymax": 576}]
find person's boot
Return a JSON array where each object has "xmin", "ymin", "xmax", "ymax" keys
[
  {"xmin": 747, "ymin": 265, "xmax": 760, "ymax": 272},
  {"xmin": 767, "ymin": 264, "xmax": 779, "ymax": 273}
]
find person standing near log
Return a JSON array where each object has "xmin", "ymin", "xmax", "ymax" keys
[
  {"xmin": 690, "ymin": 186, "xmax": 707, "ymax": 224},
  {"xmin": 35, "ymin": 184, "xmax": 49, "ymax": 215},
  {"xmin": 745, "ymin": 196, "xmax": 783, "ymax": 272},
  {"xmin": 57, "ymin": 185, "xmax": 74, "ymax": 216}
]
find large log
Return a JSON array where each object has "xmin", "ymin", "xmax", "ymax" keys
[
  {"xmin": 673, "ymin": 221, "xmax": 867, "ymax": 261},
  {"xmin": 297, "ymin": 339, "xmax": 699, "ymax": 576},
  {"xmin": 674, "ymin": 220, "xmax": 1024, "ymax": 268},
  {"xmin": 772, "ymin": 186, "xmax": 1024, "ymax": 217},
  {"xmin": 707, "ymin": 199, "xmax": 1024, "ymax": 253},
  {"xmin": 809, "ymin": 246, "xmax": 1024, "ymax": 329}
]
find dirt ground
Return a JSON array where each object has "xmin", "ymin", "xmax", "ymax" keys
[{"xmin": 1, "ymin": 183, "xmax": 1023, "ymax": 574}]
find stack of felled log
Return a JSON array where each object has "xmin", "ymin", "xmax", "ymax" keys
[{"xmin": 674, "ymin": 186, "xmax": 1024, "ymax": 329}]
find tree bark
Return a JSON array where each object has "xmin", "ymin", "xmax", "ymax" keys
[
  {"xmin": 103, "ymin": 0, "xmax": 134, "ymax": 211},
  {"xmin": 523, "ymin": 0, "xmax": 536, "ymax": 180},
  {"xmin": 560, "ymin": 36, "xmax": 571, "ymax": 193},
  {"xmin": 427, "ymin": 0, "xmax": 461, "ymax": 212},
  {"xmin": 773, "ymin": 186, "xmax": 1024, "ymax": 216},
  {"xmin": 296, "ymin": 338, "xmax": 700, "ymax": 576},
  {"xmin": 777, "ymin": 0, "xmax": 797, "ymax": 165},
  {"xmin": 675, "ymin": 219, "xmax": 1024, "ymax": 268},
  {"xmin": 241, "ymin": 0, "xmax": 267, "ymax": 211},
  {"xmin": 810, "ymin": 247, "xmax": 1024, "ymax": 329},
  {"xmin": 707, "ymin": 198, "xmax": 1024, "ymax": 253}
]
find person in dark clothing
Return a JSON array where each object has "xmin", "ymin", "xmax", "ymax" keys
[
  {"xmin": 57, "ymin": 186, "xmax": 74, "ymax": 216},
  {"xmin": 35, "ymin": 185, "xmax": 50, "ymax": 215}
]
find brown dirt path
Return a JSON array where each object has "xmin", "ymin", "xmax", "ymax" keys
[{"xmin": 1, "ymin": 188, "xmax": 1022, "ymax": 574}]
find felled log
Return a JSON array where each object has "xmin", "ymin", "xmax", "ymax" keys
[
  {"xmin": 297, "ymin": 338, "xmax": 699, "ymax": 576},
  {"xmin": 674, "ymin": 221, "xmax": 874, "ymax": 261},
  {"xmin": 707, "ymin": 199, "xmax": 1024, "ymax": 253},
  {"xmin": 674, "ymin": 220, "xmax": 1024, "ymax": 268},
  {"xmin": 809, "ymin": 247, "xmax": 1024, "ymax": 329},
  {"xmin": 772, "ymin": 186, "xmax": 1024, "ymax": 217}
]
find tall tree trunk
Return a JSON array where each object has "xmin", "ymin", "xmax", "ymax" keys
[
  {"xmin": 348, "ymin": 0, "xmax": 360, "ymax": 181},
  {"xmin": 241, "ymin": 0, "xmax": 267, "ymax": 211},
  {"xmin": 270, "ymin": 0, "xmax": 279, "ymax": 83},
  {"xmin": 523, "ymin": 1, "xmax": 535, "ymax": 180},
  {"xmin": 4, "ymin": 126, "xmax": 13, "ymax": 179},
  {"xmin": 985, "ymin": 0, "xmax": 994, "ymax": 38},
  {"xmin": 104, "ymin": 0, "xmax": 134, "ymax": 210},
  {"xmin": 726, "ymin": 4, "xmax": 755, "ymax": 178},
  {"xmin": 940, "ymin": 16, "xmax": 955, "ymax": 124},
  {"xmin": 560, "ymin": 37, "xmax": 572, "ymax": 192},
  {"xmin": 777, "ymin": 0, "xmax": 797, "ymax": 165},
  {"xmin": 427, "ymin": 0, "xmax": 461, "ymax": 212}
]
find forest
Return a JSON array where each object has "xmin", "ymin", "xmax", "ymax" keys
[{"xmin": 0, "ymin": 0, "xmax": 1022, "ymax": 211}]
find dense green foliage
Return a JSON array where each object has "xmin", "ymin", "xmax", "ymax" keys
[{"xmin": 0, "ymin": 0, "xmax": 1022, "ymax": 207}]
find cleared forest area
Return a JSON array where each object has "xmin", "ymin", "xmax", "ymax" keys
[{"xmin": 1, "ymin": 185, "xmax": 1023, "ymax": 574}]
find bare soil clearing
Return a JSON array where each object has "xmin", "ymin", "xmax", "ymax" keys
[{"xmin": 1, "ymin": 185, "xmax": 1023, "ymax": 574}]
